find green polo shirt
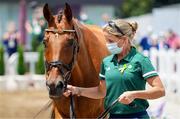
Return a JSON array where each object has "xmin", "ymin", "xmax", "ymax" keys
[{"xmin": 99, "ymin": 46, "xmax": 158, "ymax": 114}]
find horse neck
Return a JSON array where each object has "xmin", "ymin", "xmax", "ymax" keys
[{"xmin": 71, "ymin": 24, "xmax": 108, "ymax": 87}]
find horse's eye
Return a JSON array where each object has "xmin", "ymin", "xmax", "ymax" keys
[
  {"xmin": 66, "ymin": 39, "xmax": 74, "ymax": 47},
  {"xmin": 43, "ymin": 40, "xmax": 48, "ymax": 48}
]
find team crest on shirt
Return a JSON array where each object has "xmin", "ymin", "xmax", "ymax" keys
[
  {"xmin": 128, "ymin": 64, "xmax": 132, "ymax": 69},
  {"xmin": 105, "ymin": 67, "xmax": 111, "ymax": 71}
]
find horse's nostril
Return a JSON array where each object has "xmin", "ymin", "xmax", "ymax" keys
[
  {"xmin": 56, "ymin": 81, "xmax": 64, "ymax": 89},
  {"xmin": 47, "ymin": 84, "xmax": 56, "ymax": 92},
  {"xmin": 46, "ymin": 80, "xmax": 65, "ymax": 98},
  {"xmin": 49, "ymin": 84, "xmax": 56, "ymax": 89}
]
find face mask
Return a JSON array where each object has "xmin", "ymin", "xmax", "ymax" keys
[{"xmin": 106, "ymin": 42, "xmax": 123, "ymax": 54}]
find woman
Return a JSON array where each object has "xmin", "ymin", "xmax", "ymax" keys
[{"xmin": 64, "ymin": 19, "xmax": 165, "ymax": 118}]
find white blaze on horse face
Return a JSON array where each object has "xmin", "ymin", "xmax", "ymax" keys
[
  {"xmin": 49, "ymin": 33, "xmax": 62, "ymax": 61},
  {"xmin": 47, "ymin": 67, "xmax": 64, "ymax": 86},
  {"xmin": 55, "ymin": 33, "xmax": 59, "ymax": 38}
]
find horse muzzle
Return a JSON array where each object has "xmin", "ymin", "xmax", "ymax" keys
[{"xmin": 46, "ymin": 80, "xmax": 65, "ymax": 99}]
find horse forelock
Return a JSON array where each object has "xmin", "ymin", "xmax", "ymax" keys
[{"xmin": 57, "ymin": 9, "xmax": 63, "ymax": 23}]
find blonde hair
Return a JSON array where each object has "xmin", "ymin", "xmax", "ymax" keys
[{"xmin": 103, "ymin": 19, "xmax": 138, "ymax": 42}]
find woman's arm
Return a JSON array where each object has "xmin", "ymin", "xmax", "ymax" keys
[
  {"xmin": 133, "ymin": 76, "xmax": 165, "ymax": 99},
  {"xmin": 64, "ymin": 80, "xmax": 106, "ymax": 99},
  {"xmin": 118, "ymin": 76, "xmax": 165, "ymax": 104}
]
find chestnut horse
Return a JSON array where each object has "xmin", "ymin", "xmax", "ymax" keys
[{"xmin": 43, "ymin": 3, "xmax": 109, "ymax": 118}]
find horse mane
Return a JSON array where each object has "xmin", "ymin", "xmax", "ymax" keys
[
  {"xmin": 72, "ymin": 19, "xmax": 84, "ymax": 41},
  {"xmin": 72, "ymin": 19, "xmax": 109, "ymax": 86}
]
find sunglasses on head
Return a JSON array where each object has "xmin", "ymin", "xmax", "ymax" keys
[{"xmin": 108, "ymin": 21, "xmax": 125, "ymax": 36}]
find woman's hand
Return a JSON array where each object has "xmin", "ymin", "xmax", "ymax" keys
[
  {"xmin": 63, "ymin": 85, "xmax": 81, "ymax": 97},
  {"xmin": 118, "ymin": 91, "xmax": 135, "ymax": 104},
  {"xmin": 63, "ymin": 81, "xmax": 106, "ymax": 99}
]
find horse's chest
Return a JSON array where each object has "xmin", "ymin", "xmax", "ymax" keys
[{"xmin": 57, "ymin": 97, "xmax": 103, "ymax": 117}]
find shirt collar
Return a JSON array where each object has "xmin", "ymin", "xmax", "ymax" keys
[{"xmin": 111, "ymin": 46, "xmax": 137, "ymax": 63}]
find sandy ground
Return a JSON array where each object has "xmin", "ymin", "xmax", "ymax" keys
[
  {"xmin": 0, "ymin": 89, "xmax": 51, "ymax": 119},
  {"xmin": 0, "ymin": 89, "xmax": 179, "ymax": 119}
]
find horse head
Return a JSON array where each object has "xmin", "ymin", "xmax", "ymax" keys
[{"xmin": 43, "ymin": 3, "xmax": 79, "ymax": 99}]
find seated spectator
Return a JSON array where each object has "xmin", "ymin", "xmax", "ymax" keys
[
  {"xmin": 150, "ymin": 34, "xmax": 159, "ymax": 50},
  {"xmin": 158, "ymin": 32, "xmax": 169, "ymax": 50},
  {"xmin": 140, "ymin": 34, "xmax": 151, "ymax": 51},
  {"xmin": 166, "ymin": 29, "xmax": 180, "ymax": 50}
]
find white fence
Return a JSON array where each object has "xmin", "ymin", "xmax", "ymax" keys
[
  {"xmin": 6, "ymin": 52, "xmax": 39, "ymax": 74},
  {"xmin": 144, "ymin": 48, "xmax": 180, "ymax": 93},
  {"xmin": 0, "ymin": 52, "xmax": 46, "ymax": 91},
  {"xmin": 1, "ymin": 50, "xmax": 180, "ymax": 92}
]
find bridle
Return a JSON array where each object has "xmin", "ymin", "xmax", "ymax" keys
[
  {"xmin": 44, "ymin": 28, "xmax": 79, "ymax": 119},
  {"xmin": 39, "ymin": 27, "xmax": 79, "ymax": 119},
  {"xmin": 44, "ymin": 28, "xmax": 79, "ymax": 90}
]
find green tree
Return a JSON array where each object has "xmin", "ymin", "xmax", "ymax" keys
[
  {"xmin": 0, "ymin": 44, "xmax": 5, "ymax": 75},
  {"xmin": 154, "ymin": 0, "xmax": 180, "ymax": 7},
  {"xmin": 31, "ymin": 35, "xmax": 40, "ymax": 51},
  {"xmin": 17, "ymin": 45, "xmax": 26, "ymax": 75},
  {"xmin": 116, "ymin": 0, "xmax": 154, "ymax": 18},
  {"xmin": 35, "ymin": 44, "xmax": 45, "ymax": 74}
]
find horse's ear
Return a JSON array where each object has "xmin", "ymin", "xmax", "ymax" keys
[
  {"xmin": 64, "ymin": 3, "xmax": 72, "ymax": 23},
  {"xmin": 43, "ymin": 3, "xmax": 53, "ymax": 23}
]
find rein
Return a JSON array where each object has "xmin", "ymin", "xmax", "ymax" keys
[
  {"xmin": 98, "ymin": 98, "xmax": 137, "ymax": 119},
  {"xmin": 97, "ymin": 98, "xmax": 119, "ymax": 119},
  {"xmin": 33, "ymin": 100, "xmax": 53, "ymax": 119},
  {"xmin": 70, "ymin": 93, "xmax": 76, "ymax": 119}
]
